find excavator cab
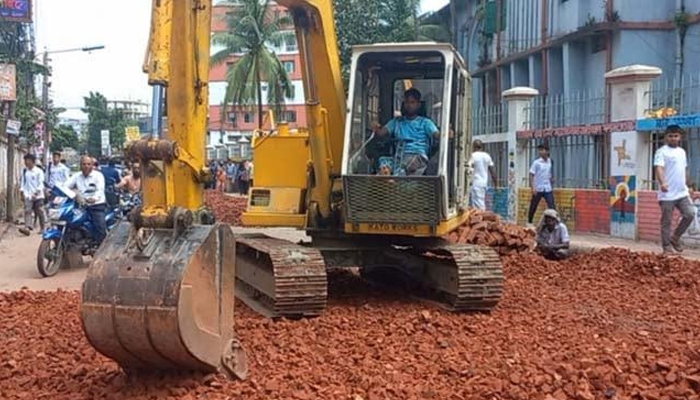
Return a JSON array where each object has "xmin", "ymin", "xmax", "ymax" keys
[{"xmin": 343, "ymin": 43, "xmax": 472, "ymax": 237}]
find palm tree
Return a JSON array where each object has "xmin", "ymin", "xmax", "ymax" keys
[
  {"xmin": 381, "ymin": 0, "xmax": 452, "ymax": 43},
  {"xmin": 211, "ymin": 0, "xmax": 294, "ymax": 127}
]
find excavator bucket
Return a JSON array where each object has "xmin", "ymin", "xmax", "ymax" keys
[{"xmin": 80, "ymin": 221, "xmax": 247, "ymax": 379}]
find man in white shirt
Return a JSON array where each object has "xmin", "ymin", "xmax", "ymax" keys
[
  {"xmin": 19, "ymin": 154, "xmax": 46, "ymax": 236},
  {"xmin": 65, "ymin": 155, "xmax": 108, "ymax": 244},
  {"xmin": 46, "ymin": 151, "xmax": 71, "ymax": 190},
  {"xmin": 654, "ymin": 125, "xmax": 695, "ymax": 254},
  {"xmin": 527, "ymin": 143, "xmax": 556, "ymax": 225},
  {"xmin": 469, "ymin": 140, "xmax": 497, "ymax": 210}
]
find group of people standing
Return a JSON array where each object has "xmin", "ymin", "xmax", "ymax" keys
[
  {"xmin": 468, "ymin": 124, "xmax": 698, "ymax": 258},
  {"xmin": 211, "ymin": 159, "xmax": 253, "ymax": 195},
  {"xmin": 18, "ymin": 152, "xmax": 141, "ymax": 247},
  {"xmin": 468, "ymin": 140, "xmax": 569, "ymax": 260}
]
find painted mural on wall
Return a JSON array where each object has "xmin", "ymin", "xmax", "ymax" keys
[
  {"xmin": 506, "ymin": 148, "xmax": 516, "ymax": 221},
  {"xmin": 610, "ymin": 175, "xmax": 636, "ymax": 239},
  {"xmin": 610, "ymin": 131, "xmax": 637, "ymax": 176},
  {"xmin": 609, "ymin": 131, "xmax": 638, "ymax": 239}
]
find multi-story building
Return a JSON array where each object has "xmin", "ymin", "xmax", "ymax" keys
[
  {"xmin": 451, "ymin": 0, "xmax": 700, "ymax": 107},
  {"xmin": 207, "ymin": 1, "xmax": 305, "ymax": 161}
]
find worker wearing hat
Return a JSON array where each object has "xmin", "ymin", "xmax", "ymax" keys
[{"xmin": 536, "ymin": 209, "xmax": 570, "ymax": 260}]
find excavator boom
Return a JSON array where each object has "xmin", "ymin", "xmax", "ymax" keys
[{"xmin": 80, "ymin": 0, "xmax": 247, "ymax": 379}]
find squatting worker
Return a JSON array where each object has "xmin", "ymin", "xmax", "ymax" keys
[
  {"xmin": 536, "ymin": 209, "xmax": 570, "ymax": 260},
  {"xmin": 469, "ymin": 139, "xmax": 497, "ymax": 210},
  {"xmin": 372, "ymin": 88, "xmax": 440, "ymax": 176},
  {"xmin": 65, "ymin": 155, "xmax": 108, "ymax": 245},
  {"xmin": 527, "ymin": 143, "xmax": 555, "ymax": 226},
  {"xmin": 654, "ymin": 124, "xmax": 695, "ymax": 254},
  {"xmin": 19, "ymin": 154, "xmax": 46, "ymax": 236}
]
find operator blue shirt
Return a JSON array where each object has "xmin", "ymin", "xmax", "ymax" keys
[{"xmin": 385, "ymin": 116, "xmax": 439, "ymax": 157}]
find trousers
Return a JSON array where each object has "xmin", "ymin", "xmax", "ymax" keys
[
  {"xmin": 528, "ymin": 191, "xmax": 556, "ymax": 223},
  {"xmin": 659, "ymin": 196, "xmax": 695, "ymax": 249}
]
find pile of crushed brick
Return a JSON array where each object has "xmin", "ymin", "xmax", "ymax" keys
[
  {"xmin": 446, "ymin": 210, "xmax": 536, "ymax": 255},
  {"xmin": 205, "ymin": 190, "xmax": 248, "ymax": 226},
  {"xmin": 2, "ymin": 248, "xmax": 700, "ymax": 400}
]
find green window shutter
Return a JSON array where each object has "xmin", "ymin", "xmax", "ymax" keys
[
  {"xmin": 484, "ymin": 0, "xmax": 497, "ymax": 35},
  {"xmin": 500, "ymin": 0, "xmax": 506, "ymax": 31}
]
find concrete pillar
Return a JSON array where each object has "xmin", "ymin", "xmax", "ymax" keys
[
  {"xmin": 604, "ymin": 65, "xmax": 662, "ymax": 239},
  {"xmin": 503, "ymin": 86, "xmax": 539, "ymax": 222}
]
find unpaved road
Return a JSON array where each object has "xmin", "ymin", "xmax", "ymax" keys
[{"xmin": 0, "ymin": 227, "xmax": 86, "ymax": 292}]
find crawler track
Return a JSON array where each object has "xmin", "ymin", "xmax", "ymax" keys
[{"xmin": 235, "ymin": 236, "xmax": 327, "ymax": 318}]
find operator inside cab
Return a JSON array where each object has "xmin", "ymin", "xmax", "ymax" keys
[{"xmin": 371, "ymin": 88, "xmax": 440, "ymax": 176}]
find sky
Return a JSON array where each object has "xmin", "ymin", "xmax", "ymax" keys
[{"xmin": 36, "ymin": 0, "xmax": 450, "ymax": 120}]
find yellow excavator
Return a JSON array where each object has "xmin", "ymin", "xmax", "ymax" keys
[
  {"xmin": 237, "ymin": 0, "xmax": 503, "ymax": 317},
  {"xmin": 79, "ymin": 0, "xmax": 503, "ymax": 376}
]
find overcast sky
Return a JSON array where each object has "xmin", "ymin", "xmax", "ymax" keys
[{"xmin": 36, "ymin": 0, "xmax": 450, "ymax": 120}]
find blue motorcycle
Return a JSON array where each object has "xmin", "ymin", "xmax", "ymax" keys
[{"xmin": 37, "ymin": 185, "xmax": 120, "ymax": 277}]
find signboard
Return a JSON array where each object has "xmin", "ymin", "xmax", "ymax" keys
[
  {"xmin": 5, "ymin": 118, "xmax": 20, "ymax": 135},
  {"xmin": 0, "ymin": 64, "xmax": 16, "ymax": 101},
  {"xmin": 0, "ymin": 0, "xmax": 32, "ymax": 23},
  {"xmin": 125, "ymin": 126, "xmax": 140, "ymax": 142},
  {"xmin": 636, "ymin": 113, "xmax": 700, "ymax": 131},
  {"xmin": 610, "ymin": 131, "xmax": 637, "ymax": 176},
  {"xmin": 100, "ymin": 129, "xmax": 110, "ymax": 148}
]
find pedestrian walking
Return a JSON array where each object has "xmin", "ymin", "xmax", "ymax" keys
[
  {"xmin": 469, "ymin": 139, "xmax": 497, "ymax": 210},
  {"xmin": 527, "ymin": 143, "xmax": 556, "ymax": 226},
  {"xmin": 238, "ymin": 161, "xmax": 250, "ymax": 195},
  {"xmin": 46, "ymin": 151, "xmax": 71, "ymax": 200},
  {"xmin": 19, "ymin": 154, "xmax": 46, "ymax": 236},
  {"xmin": 654, "ymin": 125, "xmax": 695, "ymax": 254}
]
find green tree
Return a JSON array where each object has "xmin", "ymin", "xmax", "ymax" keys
[
  {"xmin": 50, "ymin": 124, "xmax": 79, "ymax": 152},
  {"xmin": 211, "ymin": 0, "xmax": 293, "ymax": 127},
  {"xmin": 334, "ymin": 0, "xmax": 451, "ymax": 80},
  {"xmin": 82, "ymin": 92, "xmax": 131, "ymax": 157}
]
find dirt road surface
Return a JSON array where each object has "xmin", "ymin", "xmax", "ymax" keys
[{"xmin": 0, "ymin": 227, "xmax": 86, "ymax": 292}]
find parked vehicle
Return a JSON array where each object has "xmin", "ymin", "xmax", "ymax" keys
[{"xmin": 37, "ymin": 185, "xmax": 120, "ymax": 277}]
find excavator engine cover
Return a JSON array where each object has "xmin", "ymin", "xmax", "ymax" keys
[{"xmin": 80, "ymin": 221, "xmax": 247, "ymax": 379}]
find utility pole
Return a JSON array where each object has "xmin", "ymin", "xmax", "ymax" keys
[
  {"xmin": 41, "ymin": 51, "xmax": 49, "ymax": 168},
  {"xmin": 5, "ymin": 101, "xmax": 16, "ymax": 222}
]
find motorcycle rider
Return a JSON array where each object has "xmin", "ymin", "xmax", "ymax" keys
[{"xmin": 65, "ymin": 155, "xmax": 108, "ymax": 245}]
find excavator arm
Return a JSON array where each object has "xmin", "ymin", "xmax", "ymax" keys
[{"xmin": 80, "ymin": 0, "xmax": 247, "ymax": 379}]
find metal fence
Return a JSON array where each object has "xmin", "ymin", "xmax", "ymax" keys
[
  {"xmin": 524, "ymin": 134, "xmax": 609, "ymax": 189},
  {"xmin": 646, "ymin": 71, "xmax": 700, "ymax": 117},
  {"xmin": 525, "ymin": 90, "xmax": 607, "ymax": 130},
  {"xmin": 482, "ymin": 141, "xmax": 509, "ymax": 187},
  {"xmin": 472, "ymin": 101, "xmax": 507, "ymax": 136}
]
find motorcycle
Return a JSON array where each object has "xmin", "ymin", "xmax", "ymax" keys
[{"xmin": 37, "ymin": 185, "xmax": 120, "ymax": 277}]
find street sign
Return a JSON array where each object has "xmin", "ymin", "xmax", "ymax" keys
[
  {"xmin": 100, "ymin": 129, "xmax": 111, "ymax": 156},
  {"xmin": 100, "ymin": 129, "xmax": 110, "ymax": 148},
  {"xmin": 5, "ymin": 119, "xmax": 20, "ymax": 135},
  {"xmin": 125, "ymin": 126, "xmax": 140, "ymax": 142},
  {"xmin": 0, "ymin": 64, "xmax": 17, "ymax": 101}
]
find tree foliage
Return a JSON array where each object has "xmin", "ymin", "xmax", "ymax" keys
[
  {"xmin": 211, "ymin": 0, "xmax": 293, "ymax": 127},
  {"xmin": 50, "ymin": 124, "xmax": 79, "ymax": 152},
  {"xmin": 334, "ymin": 0, "xmax": 452, "ymax": 80},
  {"xmin": 81, "ymin": 92, "xmax": 131, "ymax": 157}
]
